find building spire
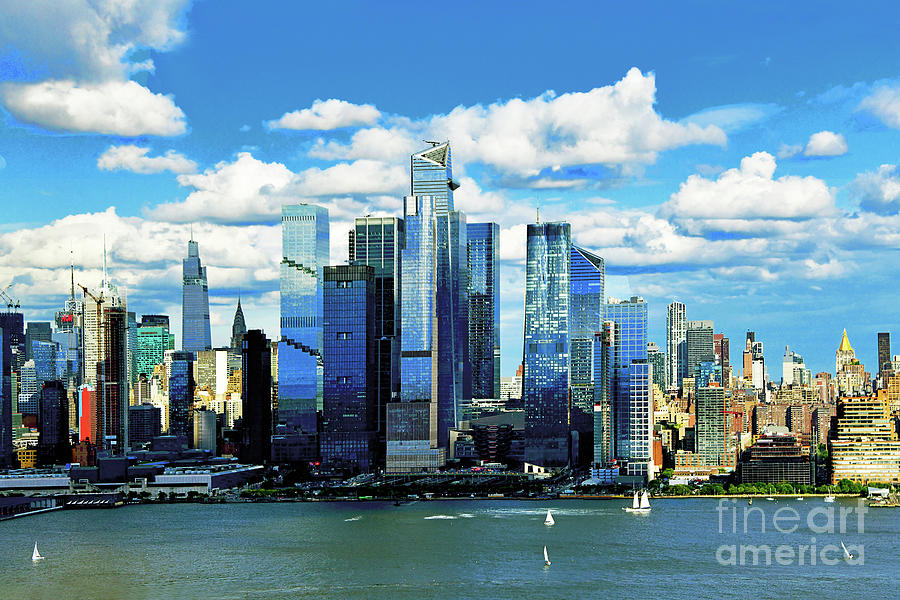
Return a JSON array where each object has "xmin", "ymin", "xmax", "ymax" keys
[
  {"xmin": 70, "ymin": 247, "xmax": 75, "ymax": 300},
  {"xmin": 838, "ymin": 328, "xmax": 854, "ymax": 353},
  {"xmin": 536, "ymin": 199, "xmax": 540, "ymax": 224}
]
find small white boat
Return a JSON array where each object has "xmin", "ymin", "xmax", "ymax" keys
[
  {"xmin": 824, "ymin": 487, "xmax": 836, "ymax": 503},
  {"xmin": 796, "ymin": 497, "xmax": 804, "ymax": 501},
  {"xmin": 623, "ymin": 490, "xmax": 651, "ymax": 513},
  {"xmin": 544, "ymin": 509, "xmax": 555, "ymax": 526},
  {"xmin": 543, "ymin": 545, "xmax": 551, "ymax": 566},
  {"xmin": 32, "ymin": 543, "xmax": 43, "ymax": 562},
  {"xmin": 766, "ymin": 497, "xmax": 775, "ymax": 501},
  {"xmin": 841, "ymin": 540, "xmax": 854, "ymax": 560}
]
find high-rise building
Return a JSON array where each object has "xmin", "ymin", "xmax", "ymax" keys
[
  {"xmin": 24, "ymin": 322, "xmax": 52, "ymax": 362},
  {"xmin": 782, "ymin": 346, "xmax": 806, "ymax": 386},
  {"xmin": 696, "ymin": 385, "xmax": 726, "ymax": 466},
  {"xmin": 878, "ymin": 332, "xmax": 891, "ymax": 374},
  {"xmin": 606, "ymin": 296, "xmax": 650, "ymax": 477},
  {"xmin": 193, "ymin": 408, "xmax": 217, "ymax": 453},
  {"xmin": 38, "ymin": 380, "xmax": 69, "ymax": 465},
  {"xmin": 279, "ymin": 204, "xmax": 329, "ymax": 433},
  {"xmin": 230, "ymin": 298, "xmax": 247, "ymax": 358},
  {"xmin": 321, "ymin": 265, "xmax": 377, "ymax": 473},
  {"xmin": 241, "ymin": 329, "xmax": 272, "ymax": 464},
  {"xmin": 593, "ymin": 324, "xmax": 615, "ymax": 467},
  {"xmin": 467, "ymin": 222, "xmax": 500, "ymax": 401},
  {"xmin": 568, "ymin": 245, "xmax": 605, "ymax": 466},
  {"xmin": 129, "ymin": 403, "xmax": 161, "ymax": 445},
  {"xmin": 686, "ymin": 320, "xmax": 715, "ymax": 381},
  {"xmin": 830, "ymin": 394, "xmax": 900, "ymax": 484},
  {"xmin": 836, "ymin": 328, "xmax": 855, "ymax": 375},
  {"xmin": 0, "ymin": 310, "xmax": 25, "ymax": 466},
  {"xmin": 134, "ymin": 322, "xmax": 172, "ymax": 381},
  {"xmin": 713, "ymin": 333, "xmax": 729, "ymax": 369},
  {"xmin": 666, "ymin": 302, "xmax": 686, "ymax": 390},
  {"xmin": 647, "ymin": 342, "xmax": 666, "ymax": 391},
  {"xmin": 348, "ymin": 216, "xmax": 404, "ymax": 465},
  {"xmin": 182, "ymin": 239, "xmax": 212, "ymax": 354},
  {"xmin": 523, "ymin": 221, "xmax": 571, "ymax": 469},
  {"xmin": 166, "ymin": 350, "xmax": 194, "ymax": 444}
]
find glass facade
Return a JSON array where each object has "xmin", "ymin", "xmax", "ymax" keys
[
  {"xmin": 279, "ymin": 204, "xmax": 329, "ymax": 433},
  {"xmin": 696, "ymin": 385, "xmax": 726, "ymax": 466},
  {"xmin": 523, "ymin": 222, "xmax": 571, "ymax": 468},
  {"xmin": 166, "ymin": 350, "xmax": 194, "ymax": 443},
  {"xmin": 241, "ymin": 330, "xmax": 272, "ymax": 464},
  {"xmin": 182, "ymin": 240, "xmax": 212, "ymax": 354},
  {"xmin": 626, "ymin": 360, "xmax": 652, "ymax": 477},
  {"xmin": 666, "ymin": 301, "xmax": 686, "ymax": 390},
  {"xmin": 134, "ymin": 324, "xmax": 171, "ymax": 380},
  {"xmin": 467, "ymin": 222, "xmax": 500, "ymax": 401},
  {"xmin": 0, "ymin": 312, "xmax": 24, "ymax": 466},
  {"xmin": 686, "ymin": 320, "xmax": 715, "ymax": 380},
  {"xmin": 31, "ymin": 340, "xmax": 58, "ymax": 387},
  {"xmin": 322, "ymin": 265, "xmax": 377, "ymax": 472},
  {"xmin": 647, "ymin": 342, "xmax": 666, "ymax": 390},
  {"xmin": 411, "ymin": 142, "xmax": 455, "ymax": 215},
  {"xmin": 606, "ymin": 296, "xmax": 648, "ymax": 468}
]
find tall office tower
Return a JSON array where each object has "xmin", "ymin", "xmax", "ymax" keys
[
  {"xmin": 129, "ymin": 403, "xmax": 161, "ymax": 445},
  {"xmin": 196, "ymin": 348, "xmax": 229, "ymax": 397},
  {"xmin": 878, "ymin": 332, "xmax": 891, "ymax": 374},
  {"xmin": 54, "ymin": 295, "xmax": 84, "ymax": 388},
  {"xmin": 135, "ymin": 321, "xmax": 172, "ymax": 381},
  {"xmin": 569, "ymin": 245, "xmax": 605, "ymax": 466},
  {"xmin": 279, "ymin": 204, "xmax": 329, "ymax": 433},
  {"xmin": 523, "ymin": 221, "xmax": 571, "ymax": 469},
  {"xmin": 390, "ymin": 194, "xmax": 444, "ymax": 472},
  {"xmin": 0, "ymin": 310, "xmax": 24, "ymax": 466},
  {"xmin": 696, "ymin": 385, "xmax": 726, "ymax": 466},
  {"xmin": 686, "ymin": 320, "xmax": 715, "ymax": 381},
  {"xmin": 647, "ymin": 342, "xmax": 666, "ymax": 391},
  {"xmin": 38, "ymin": 380, "xmax": 69, "ymax": 465},
  {"xmin": 230, "ymin": 298, "xmax": 247, "ymax": 358},
  {"xmin": 835, "ymin": 328, "xmax": 855, "ymax": 375},
  {"xmin": 241, "ymin": 329, "xmax": 272, "ymax": 464},
  {"xmin": 193, "ymin": 408, "xmax": 217, "ymax": 453},
  {"xmin": 31, "ymin": 340, "xmax": 58, "ymax": 388},
  {"xmin": 141, "ymin": 314, "xmax": 171, "ymax": 330},
  {"xmin": 666, "ymin": 302, "xmax": 686, "ymax": 390},
  {"xmin": 348, "ymin": 216, "xmax": 404, "ymax": 465},
  {"xmin": 606, "ymin": 296, "xmax": 650, "ymax": 477},
  {"xmin": 182, "ymin": 239, "xmax": 212, "ymax": 354},
  {"xmin": 165, "ymin": 350, "xmax": 194, "ymax": 443},
  {"xmin": 25, "ymin": 322, "xmax": 52, "ymax": 361},
  {"xmin": 467, "ymin": 222, "xmax": 500, "ymax": 401},
  {"xmin": 321, "ymin": 265, "xmax": 377, "ymax": 473},
  {"xmin": 713, "ymin": 333, "xmax": 729, "ymax": 368},
  {"xmin": 782, "ymin": 346, "xmax": 806, "ymax": 386},
  {"xmin": 18, "ymin": 360, "xmax": 39, "ymax": 416},
  {"xmin": 592, "ymin": 323, "xmax": 615, "ymax": 467}
]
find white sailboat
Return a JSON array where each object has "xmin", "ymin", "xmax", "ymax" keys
[
  {"xmin": 840, "ymin": 540, "xmax": 854, "ymax": 560},
  {"xmin": 31, "ymin": 543, "xmax": 43, "ymax": 562},
  {"xmin": 544, "ymin": 509, "xmax": 555, "ymax": 526},
  {"xmin": 824, "ymin": 486, "xmax": 836, "ymax": 503},
  {"xmin": 623, "ymin": 490, "xmax": 651, "ymax": 513},
  {"xmin": 543, "ymin": 545, "xmax": 551, "ymax": 566}
]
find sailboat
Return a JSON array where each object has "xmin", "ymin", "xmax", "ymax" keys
[
  {"xmin": 840, "ymin": 540, "xmax": 854, "ymax": 561},
  {"xmin": 31, "ymin": 543, "xmax": 43, "ymax": 562},
  {"xmin": 543, "ymin": 545, "xmax": 551, "ymax": 566},
  {"xmin": 824, "ymin": 487, "xmax": 836, "ymax": 503},
  {"xmin": 544, "ymin": 509, "xmax": 555, "ymax": 526},
  {"xmin": 623, "ymin": 490, "xmax": 651, "ymax": 513}
]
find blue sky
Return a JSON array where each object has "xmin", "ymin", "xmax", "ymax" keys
[{"xmin": 2, "ymin": 1, "xmax": 900, "ymax": 378}]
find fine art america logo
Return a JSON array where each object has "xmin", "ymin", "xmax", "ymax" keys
[{"xmin": 715, "ymin": 499, "xmax": 866, "ymax": 566}]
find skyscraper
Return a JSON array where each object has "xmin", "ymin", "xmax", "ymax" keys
[
  {"xmin": 666, "ymin": 302, "xmax": 686, "ymax": 390},
  {"xmin": 241, "ymin": 329, "xmax": 272, "ymax": 464},
  {"xmin": 696, "ymin": 385, "xmax": 726, "ymax": 466},
  {"xmin": 606, "ymin": 296, "xmax": 650, "ymax": 477},
  {"xmin": 349, "ymin": 216, "xmax": 404, "ymax": 464},
  {"xmin": 38, "ymin": 380, "xmax": 69, "ymax": 465},
  {"xmin": 166, "ymin": 350, "xmax": 195, "ymax": 444},
  {"xmin": 134, "ymin": 321, "xmax": 172, "ymax": 380},
  {"xmin": 523, "ymin": 221, "xmax": 571, "ymax": 468},
  {"xmin": 182, "ymin": 239, "xmax": 212, "ymax": 354},
  {"xmin": 25, "ymin": 321, "xmax": 51, "ymax": 362},
  {"xmin": 686, "ymin": 320, "xmax": 715, "ymax": 382},
  {"xmin": 878, "ymin": 332, "xmax": 891, "ymax": 374},
  {"xmin": 279, "ymin": 204, "xmax": 329, "ymax": 433},
  {"xmin": 647, "ymin": 342, "xmax": 666, "ymax": 390},
  {"xmin": 0, "ymin": 310, "xmax": 24, "ymax": 466},
  {"xmin": 321, "ymin": 265, "xmax": 377, "ymax": 472},
  {"xmin": 230, "ymin": 298, "xmax": 247, "ymax": 357},
  {"xmin": 467, "ymin": 222, "xmax": 500, "ymax": 401}
]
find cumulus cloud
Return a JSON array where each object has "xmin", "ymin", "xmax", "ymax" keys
[
  {"xmin": 852, "ymin": 164, "xmax": 900, "ymax": 214},
  {"xmin": 804, "ymin": 130, "xmax": 848, "ymax": 157},
  {"xmin": 0, "ymin": 1, "xmax": 190, "ymax": 135},
  {"xmin": 777, "ymin": 143, "xmax": 803, "ymax": 159},
  {"xmin": 859, "ymin": 84, "xmax": 900, "ymax": 128},
  {"xmin": 267, "ymin": 99, "xmax": 381, "ymax": 131},
  {"xmin": 309, "ymin": 68, "xmax": 726, "ymax": 178},
  {"xmin": 0, "ymin": 79, "xmax": 187, "ymax": 136},
  {"xmin": 660, "ymin": 152, "xmax": 834, "ymax": 221},
  {"xmin": 287, "ymin": 159, "xmax": 406, "ymax": 197},
  {"xmin": 97, "ymin": 145, "xmax": 197, "ymax": 174}
]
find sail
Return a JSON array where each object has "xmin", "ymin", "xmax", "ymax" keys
[
  {"xmin": 632, "ymin": 491, "xmax": 640, "ymax": 509},
  {"xmin": 640, "ymin": 491, "xmax": 651, "ymax": 509},
  {"xmin": 543, "ymin": 546, "xmax": 550, "ymax": 564},
  {"xmin": 32, "ymin": 543, "xmax": 43, "ymax": 561},
  {"xmin": 544, "ymin": 509, "xmax": 555, "ymax": 525},
  {"xmin": 841, "ymin": 541, "xmax": 852, "ymax": 559}
]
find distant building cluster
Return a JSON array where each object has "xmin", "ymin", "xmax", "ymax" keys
[{"xmin": 1, "ymin": 142, "xmax": 899, "ymax": 488}]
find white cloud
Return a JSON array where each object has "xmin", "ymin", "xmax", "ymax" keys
[
  {"xmin": 0, "ymin": 80, "xmax": 186, "ymax": 136},
  {"xmin": 267, "ymin": 99, "xmax": 381, "ymax": 131},
  {"xmin": 859, "ymin": 84, "xmax": 900, "ymax": 128},
  {"xmin": 777, "ymin": 143, "xmax": 803, "ymax": 159},
  {"xmin": 852, "ymin": 164, "xmax": 900, "ymax": 214},
  {"xmin": 288, "ymin": 159, "xmax": 406, "ymax": 197},
  {"xmin": 661, "ymin": 152, "xmax": 834, "ymax": 220},
  {"xmin": 680, "ymin": 103, "xmax": 781, "ymax": 133},
  {"xmin": 804, "ymin": 130, "xmax": 848, "ymax": 157},
  {"xmin": 97, "ymin": 145, "xmax": 197, "ymax": 174},
  {"xmin": 310, "ymin": 68, "xmax": 726, "ymax": 177}
]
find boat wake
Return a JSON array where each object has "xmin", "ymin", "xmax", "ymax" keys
[
  {"xmin": 344, "ymin": 516, "xmax": 363, "ymax": 522},
  {"xmin": 424, "ymin": 515, "xmax": 457, "ymax": 520}
]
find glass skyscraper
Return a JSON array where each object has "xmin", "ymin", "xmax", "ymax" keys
[
  {"xmin": 166, "ymin": 349, "xmax": 194, "ymax": 443},
  {"xmin": 523, "ymin": 221, "xmax": 571, "ymax": 468},
  {"xmin": 321, "ymin": 265, "xmax": 377, "ymax": 473},
  {"xmin": 606, "ymin": 296, "xmax": 650, "ymax": 476},
  {"xmin": 135, "ymin": 323, "xmax": 172, "ymax": 380},
  {"xmin": 279, "ymin": 204, "xmax": 329, "ymax": 433},
  {"xmin": 0, "ymin": 311, "xmax": 24, "ymax": 467},
  {"xmin": 349, "ymin": 216, "xmax": 404, "ymax": 463},
  {"xmin": 467, "ymin": 222, "xmax": 500, "ymax": 401},
  {"xmin": 686, "ymin": 320, "xmax": 715, "ymax": 380},
  {"xmin": 182, "ymin": 239, "xmax": 212, "ymax": 354}
]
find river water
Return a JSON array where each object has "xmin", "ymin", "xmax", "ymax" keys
[{"xmin": 1, "ymin": 497, "xmax": 895, "ymax": 599}]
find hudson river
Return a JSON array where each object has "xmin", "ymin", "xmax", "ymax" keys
[{"xmin": 2, "ymin": 498, "xmax": 897, "ymax": 599}]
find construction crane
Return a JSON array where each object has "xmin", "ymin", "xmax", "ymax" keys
[{"xmin": 0, "ymin": 283, "xmax": 21, "ymax": 310}]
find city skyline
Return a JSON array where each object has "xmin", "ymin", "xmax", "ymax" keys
[{"xmin": 5, "ymin": 2, "xmax": 900, "ymax": 377}]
